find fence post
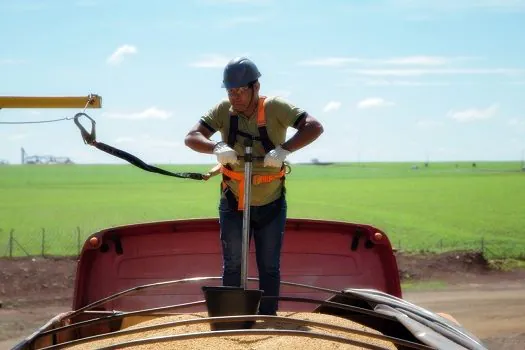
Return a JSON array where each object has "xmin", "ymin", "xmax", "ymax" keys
[
  {"xmin": 41, "ymin": 228, "xmax": 45, "ymax": 257},
  {"xmin": 439, "ymin": 239, "xmax": 443, "ymax": 251},
  {"xmin": 9, "ymin": 229, "xmax": 14, "ymax": 258},
  {"xmin": 481, "ymin": 237, "xmax": 485, "ymax": 255}
]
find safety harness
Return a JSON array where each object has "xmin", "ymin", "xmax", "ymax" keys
[
  {"xmin": 220, "ymin": 96, "xmax": 287, "ymax": 210},
  {"xmin": 227, "ymin": 96, "xmax": 275, "ymax": 153}
]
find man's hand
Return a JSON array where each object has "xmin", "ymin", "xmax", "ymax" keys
[
  {"xmin": 202, "ymin": 163, "xmax": 222, "ymax": 181},
  {"xmin": 264, "ymin": 145, "xmax": 290, "ymax": 167},
  {"xmin": 213, "ymin": 142, "xmax": 239, "ymax": 165}
]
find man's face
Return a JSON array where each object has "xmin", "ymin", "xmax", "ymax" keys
[{"xmin": 227, "ymin": 85, "xmax": 253, "ymax": 113}]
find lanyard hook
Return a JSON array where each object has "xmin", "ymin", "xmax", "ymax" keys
[{"xmin": 73, "ymin": 112, "xmax": 96, "ymax": 145}]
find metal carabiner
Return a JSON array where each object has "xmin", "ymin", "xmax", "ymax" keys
[
  {"xmin": 73, "ymin": 112, "xmax": 97, "ymax": 145},
  {"xmin": 284, "ymin": 161, "xmax": 292, "ymax": 175}
]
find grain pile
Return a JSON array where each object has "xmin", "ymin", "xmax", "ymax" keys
[{"xmin": 64, "ymin": 312, "xmax": 397, "ymax": 350}]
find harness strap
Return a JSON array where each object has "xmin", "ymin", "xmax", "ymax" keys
[
  {"xmin": 227, "ymin": 96, "xmax": 275, "ymax": 153},
  {"xmin": 227, "ymin": 115, "xmax": 238, "ymax": 148},
  {"xmin": 220, "ymin": 165, "xmax": 286, "ymax": 210},
  {"xmin": 256, "ymin": 96, "xmax": 275, "ymax": 153}
]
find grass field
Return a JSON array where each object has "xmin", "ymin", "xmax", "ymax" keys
[{"xmin": 1, "ymin": 161, "xmax": 524, "ymax": 258}]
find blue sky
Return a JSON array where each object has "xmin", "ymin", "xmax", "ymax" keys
[{"xmin": 1, "ymin": 0, "xmax": 524, "ymax": 165}]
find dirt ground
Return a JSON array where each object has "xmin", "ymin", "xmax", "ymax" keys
[{"xmin": 1, "ymin": 252, "xmax": 524, "ymax": 349}]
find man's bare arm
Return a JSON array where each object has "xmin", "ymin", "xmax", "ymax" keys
[
  {"xmin": 184, "ymin": 122, "xmax": 217, "ymax": 154},
  {"xmin": 281, "ymin": 114, "xmax": 324, "ymax": 152}
]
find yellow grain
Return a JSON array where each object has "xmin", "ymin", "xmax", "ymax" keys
[{"xmin": 64, "ymin": 312, "xmax": 396, "ymax": 350}]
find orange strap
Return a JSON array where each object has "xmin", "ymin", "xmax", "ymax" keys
[
  {"xmin": 220, "ymin": 166, "xmax": 285, "ymax": 210},
  {"xmin": 257, "ymin": 96, "xmax": 267, "ymax": 127}
]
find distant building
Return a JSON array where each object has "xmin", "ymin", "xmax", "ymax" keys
[{"xmin": 21, "ymin": 147, "xmax": 74, "ymax": 165}]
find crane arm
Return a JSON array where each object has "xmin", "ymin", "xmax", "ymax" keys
[{"xmin": 0, "ymin": 94, "xmax": 102, "ymax": 109}]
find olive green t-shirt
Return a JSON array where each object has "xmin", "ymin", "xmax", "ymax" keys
[{"xmin": 200, "ymin": 96, "xmax": 306, "ymax": 206}]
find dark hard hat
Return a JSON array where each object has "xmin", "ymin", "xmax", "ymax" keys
[{"xmin": 222, "ymin": 57, "xmax": 261, "ymax": 89}]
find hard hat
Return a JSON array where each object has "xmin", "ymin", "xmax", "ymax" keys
[{"xmin": 222, "ymin": 57, "xmax": 261, "ymax": 89}]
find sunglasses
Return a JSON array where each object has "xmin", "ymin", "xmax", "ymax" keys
[{"xmin": 226, "ymin": 86, "xmax": 251, "ymax": 96}]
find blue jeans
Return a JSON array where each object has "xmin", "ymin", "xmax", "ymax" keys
[{"xmin": 218, "ymin": 192, "xmax": 287, "ymax": 315}]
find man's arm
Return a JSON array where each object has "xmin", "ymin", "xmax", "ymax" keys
[
  {"xmin": 185, "ymin": 121, "xmax": 239, "ymax": 166},
  {"xmin": 184, "ymin": 122, "xmax": 217, "ymax": 154},
  {"xmin": 281, "ymin": 114, "xmax": 324, "ymax": 152}
]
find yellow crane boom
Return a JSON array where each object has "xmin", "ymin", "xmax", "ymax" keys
[{"xmin": 0, "ymin": 94, "xmax": 102, "ymax": 109}]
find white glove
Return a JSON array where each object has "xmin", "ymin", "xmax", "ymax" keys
[
  {"xmin": 213, "ymin": 141, "xmax": 239, "ymax": 165},
  {"xmin": 264, "ymin": 145, "xmax": 291, "ymax": 168}
]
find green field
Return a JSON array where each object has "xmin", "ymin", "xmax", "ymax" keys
[{"xmin": 1, "ymin": 161, "xmax": 524, "ymax": 258}]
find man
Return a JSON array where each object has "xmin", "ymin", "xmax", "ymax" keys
[{"xmin": 184, "ymin": 56, "xmax": 323, "ymax": 315}]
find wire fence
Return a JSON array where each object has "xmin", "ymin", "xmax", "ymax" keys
[
  {"xmin": 1, "ymin": 227, "xmax": 87, "ymax": 258},
  {"xmin": 392, "ymin": 237, "xmax": 525, "ymax": 260},
  {"xmin": 1, "ymin": 227, "xmax": 524, "ymax": 260}
]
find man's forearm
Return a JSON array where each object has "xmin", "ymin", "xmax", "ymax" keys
[
  {"xmin": 184, "ymin": 132, "xmax": 217, "ymax": 154},
  {"xmin": 282, "ymin": 119, "xmax": 324, "ymax": 152}
]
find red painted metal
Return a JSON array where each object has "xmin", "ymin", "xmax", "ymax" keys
[{"xmin": 72, "ymin": 218, "xmax": 402, "ymax": 312}]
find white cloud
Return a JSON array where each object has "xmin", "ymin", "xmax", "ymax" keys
[
  {"xmin": 348, "ymin": 68, "xmax": 525, "ymax": 77},
  {"xmin": 381, "ymin": 56, "xmax": 450, "ymax": 65},
  {"xmin": 364, "ymin": 79, "xmax": 451, "ymax": 86},
  {"xmin": 380, "ymin": 56, "xmax": 476, "ymax": 65},
  {"xmin": 189, "ymin": 54, "xmax": 231, "ymax": 68},
  {"xmin": 356, "ymin": 97, "xmax": 395, "ymax": 109},
  {"xmin": 323, "ymin": 101, "xmax": 342, "ymax": 112},
  {"xmin": 107, "ymin": 45, "xmax": 137, "ymax": 65},
  {"xmin": 352, "ymin": 69, "xmax": 411, "ymax": 77},
  {"xmin": 298, "ymin": 55, "xmax": 477, "ymax": 67},
  {"xmin": 447, "ymin": 104, "xmax": 499, "ymax": 122},
  {"xmin": 103, "ymin": 107, "xmax": 172, "ymax": 120},
  {"xmin": 298, "ymin": 57, "xmax": 363, "ymax": 67}
]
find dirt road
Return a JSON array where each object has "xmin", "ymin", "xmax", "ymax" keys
[
  {"xmin": 404, "ymin": 282, "xmax": 525, "ymax": 349},
  {"xmin": 0, "ymin": 304, "xmax": 69, "ymax": 350}
]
